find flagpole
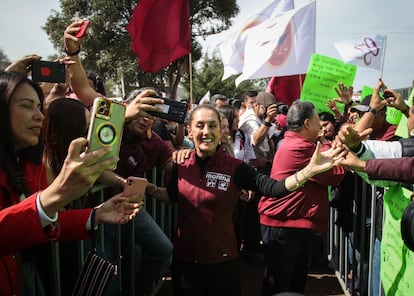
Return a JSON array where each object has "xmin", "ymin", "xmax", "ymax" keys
[
  {"xmin": 189, "ymin": 53, "xmax": 193, "ymax": 106},
  {"xmin": 380, "ymin": 35, "xmax": 387, "ymax": 79}
]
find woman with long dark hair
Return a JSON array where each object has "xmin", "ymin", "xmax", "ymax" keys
[{"xmin": 0, "ymin": 71, "xmax": 139, "ymax": 295}]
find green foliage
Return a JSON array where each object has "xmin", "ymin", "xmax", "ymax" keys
[
  {"xmin": 43, "ymin": 0, "xmax": 239, "ymax": 99},
  {"xmin": 181, "ymin": 52, "xmax": 267, "ymax": 104},
  {"xmin": 0, "ymin": 48, "xmax": 10, "ymax": 71}
]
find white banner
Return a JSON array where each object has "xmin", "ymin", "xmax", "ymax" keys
[
  {"xmin": 217, "ymin": 0, "xmax": 294, "ymax": 80},
  {"xmin": 235, "ymin": 0, "xmax": 316, "ymax": 86},
  {"xmin": 334, "ymin": 34, "xmax": 387, "ymax": 71}
]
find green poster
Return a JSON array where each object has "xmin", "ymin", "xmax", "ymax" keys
[
  {"xmin": 395, "ymin": 88, "xmax": 414, "ymax": 138},
  {"xmin": 360, "ymin": 85, "xmax": 373, "ymax": 102},
  {"xmin": 300, "ymin": 53, "xmax": 356, "ymax": 114},
  {"xmin": 381, "ymin": 185, "xmax": 414, "ymax": 295}
]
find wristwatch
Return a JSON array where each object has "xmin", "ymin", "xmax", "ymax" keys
[{"xmin": 367, "ymin": 107, "xmax": 378, "ymax": 116}]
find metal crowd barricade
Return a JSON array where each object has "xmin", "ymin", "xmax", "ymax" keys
[
  {"xmin": 49, "ymin": 166, "xmax": 176, "ymax": 296},
  {"xmin": 328, "ymin": 174, "xmax": 385, "ymax": 296},
  {"xmin": 48, "ymin": 168, "xmax": 390, "ymax": 296}
]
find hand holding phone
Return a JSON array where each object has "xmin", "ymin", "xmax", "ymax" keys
[
  {"xmin": 123, "ymin": 177, "xmax": 147, "ymax": 203},
  {"xmin": 31, "ymin": 60, "xmax": 66, "ymax": 83},
  {"xmin": 147, "ymin": 98, "xmax": 188, "ymax": 123},
  {"xmin": 87, "ymin": 97, "xmax": 126, "ymax": 170},
  {"xmin": 75, "ymin": 20, "xmax": 90, "ymax": 38}
]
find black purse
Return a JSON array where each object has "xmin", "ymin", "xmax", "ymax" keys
[{"xmin": 72, "ymin": 249, "xmax": 116, "ymax": 296}]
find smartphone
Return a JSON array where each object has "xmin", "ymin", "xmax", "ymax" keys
[
  {"xmin": 75, "ymin": 20, "xmax": 90, "ymax": 38},
  {"xmin": 147, "ymin": 98, "xmax": 188, "ymax": 123},
  {"xmin": 31, "ymin": 60, "xmax": 66, "ymax": 83},
  {"xmin": 87, "ymin": 97, "xmax": 126, "ymax": 170},
  {"xmin": 123, "ymin": 176, "xmax": 147, "ymax": 202}
]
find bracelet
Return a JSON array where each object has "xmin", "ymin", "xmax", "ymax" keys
[
  {"xmin": 90, "ymin": 208, "xmax": 99, "ymax": 231},
  {"xmin": 367, "ymin": 106, "xmax": 378, "ymax": 116},
  {"xmin": 294, "ymin": 172, "xmax": 301, "ymax": 188},
  {"xmin": 263, "ymin": 120, "xmax": 272, "ymax": 127},
  {"xmin": 64, "ymin": 46, "xmax": 81, "ymax": 56}
]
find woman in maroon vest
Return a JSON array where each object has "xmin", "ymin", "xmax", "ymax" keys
[{"xmin": 144, "ymin": 104, "xmax": 344, "ymax": 295}]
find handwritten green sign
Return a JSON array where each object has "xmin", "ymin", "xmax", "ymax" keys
[
  {"xmin": 300, "ymin": 53, "xmax": 356, "ymax": 114},
  {"xmin": 395, "ymin": 88, "xmax": 414, "ymax": 138},
  {"xmin": 381, "ymin": 185, "xmax": 414, "ymax": 295}
]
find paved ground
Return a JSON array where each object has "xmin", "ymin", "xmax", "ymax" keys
[{"xmin": 155, "ymin": 252, "xmax": 346, "ymax": 296}]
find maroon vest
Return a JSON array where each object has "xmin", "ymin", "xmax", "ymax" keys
[{"xmin": 174, "ymin": 149, "xmax": 243, "ymax": 264}]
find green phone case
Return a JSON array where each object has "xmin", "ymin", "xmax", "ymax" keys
[{"xmin": 87, "ymin": 97, "xmax": 125, "ymax": 169}]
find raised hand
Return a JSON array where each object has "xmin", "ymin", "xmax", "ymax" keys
[
  {"xmin": 335, "ymin": 125, "xmax": 372, "ymax": 151},
  {"xmin": 337, "ymin": 149, "xmax": 366, "ymax": 171},
  {"xmin": 40, "ymin": 138, "xmax": 118, "ymax": 217},
  {"xmin": 124, "ymin": 89, "xmax": 165, "ymax": 122},
  {"xmin": 63, "ymin": 20, "xmax": 87, "ymax": 54},
  {"xmin": 333, "ymin": 82, "xmax": 352, "ymax": 105},
  {"xmin": 5, "ymin": 54, "xmax": 42, "ymax": 74},
  {"xmin": 308, "ymin": 142, "xmax": 346, "ymax": 176},
  {"xmin": 95, "ymin": 194, "xmax": 141, "ymax": 225}
]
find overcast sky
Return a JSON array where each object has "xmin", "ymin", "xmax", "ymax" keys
[{"xmin": 1, "ymin": 0, "xmax": 414, "ymax": 92}]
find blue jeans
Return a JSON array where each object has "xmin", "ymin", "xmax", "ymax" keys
[
  {"xmin": 372, "ymin": 238, "xmax": 384, "ymax": 296},
  {"xmin": 104, "ymin": 208, "xmax": 172, "ymax": 295},
  {"xmin": 133, "ymin": 208, "xmax": 173, "ymax": 294}
]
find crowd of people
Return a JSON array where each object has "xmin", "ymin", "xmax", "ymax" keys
[{"xmin": 1, "ymin": 18, "xmax": 413, "ymax": 296}]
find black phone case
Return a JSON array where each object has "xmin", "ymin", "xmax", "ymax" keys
[
  {"xmin": 31, "ymin": 60, "xmax": 66, "ymax": 83},
  {"xmin": 147, "ymin": 98, "xmax": 188, "ymax": 123}
]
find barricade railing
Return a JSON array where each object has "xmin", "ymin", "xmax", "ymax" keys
[
  {"xmin": 328, "ymin": 173, "xmax": 385, "ymax": 296},
  {"xmin": 48, "ymin": 167, "xmax": 177, "ymax": 296},
  {"xmin": 48, "ymin": 169, "xmax": 388, "ymax": 296}
]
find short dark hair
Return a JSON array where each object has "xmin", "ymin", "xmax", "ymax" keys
[
  {"xmin": 245, "ymin": 90, "xmax": 258, "ymax": 98},
  {"xmin": 319, "ymin": 111, "xmax": 335, "ymax": 124},
  {"xmin": 286, "ymin": 100, "xmax": 315, "ymax": 132},
  {"xmin": 189, "ymin": 104, "xmax": 221, "ymax": 126}
]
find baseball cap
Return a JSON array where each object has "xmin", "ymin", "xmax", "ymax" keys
[
  {"xmin": 350, "ymin": 94, "xmax": 386, "ymax": 113},
  {"xmin": 350, "ymin": 95, "xmax": 371, "ymax": 113},
  {"xmin": 275, "ymin": 114, "xmax": 287, "ymax": 128},
  {"xmin": 256, "ymin": 91, "xmax": 276, "ymax": 108}
]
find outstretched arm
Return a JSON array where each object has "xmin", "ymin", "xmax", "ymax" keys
[{"xmin": 63, "ymin": 20, "xmax": 98, "ymax": 106}]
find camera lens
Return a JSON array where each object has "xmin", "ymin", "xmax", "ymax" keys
[{"xmin": 98, "ymin": 107, "xmax": 105, "ymax": 114}]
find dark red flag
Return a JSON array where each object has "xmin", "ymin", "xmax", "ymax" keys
[
  {"xmin": 266, "ymin": 74, "xmax": 306, "ymax": 106},
  {"xmin": 126, "ymin": 0, "xmax": 191, "ymax": 73}
]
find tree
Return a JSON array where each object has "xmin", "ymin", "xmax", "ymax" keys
[
  {"xmin": 43, "ymin": 0, "xmax": 239, "ymax": 98},
  {"xmin": 0, "ymin": 48, "xmax": 10, "ymax": 71},
  {"xmin": 182, "ymin": 52, "xmax": 267, "ymax": 104}
]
